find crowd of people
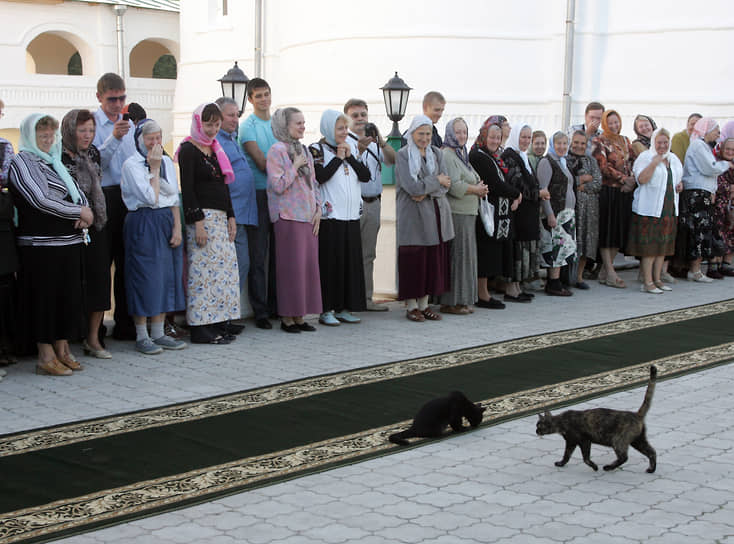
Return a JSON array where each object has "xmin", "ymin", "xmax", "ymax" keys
[{"xmin": 0, "ymin": 76, "xmax": 733, "ymax": 377}]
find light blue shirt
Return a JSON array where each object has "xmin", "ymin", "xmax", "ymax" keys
[
  {"xmin": 217, "ymin": 129, "xmax": 257, "ymax": 226},
  {"xmin": 93, "ymin": 108, "xmax": 136, "ymax": 188},
  {"xmin": 239, "ymin": 114, "xmax": 277, "ymax": 190},
  {"xmin": 121, "ymin": 154, "xmax": 180, "ymax": 211},
  {"xmin": 681, "ymin": 138, "xmax": 730, "ymax": 193}
]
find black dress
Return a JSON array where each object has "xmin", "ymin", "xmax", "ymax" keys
[{"xmin": 469, "ymin": 147, "xmax": 521, "ymax": 279}]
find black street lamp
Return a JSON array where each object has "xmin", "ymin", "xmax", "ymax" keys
[
  {"xmin": 218, "ymin": 61, "xmax": 249, "ymax": 116},
  {"xmin": 380, "ymin": 71, "xmax": 412, "ymax": 141}
]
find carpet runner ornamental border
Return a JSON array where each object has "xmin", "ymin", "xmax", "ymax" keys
[
  {"xmin": 2, "ymin": 299, "xmax": 733, "ymax": 458},
  {"xmin": 1, "ymin": 343, "xmax": 733, "ymax": 544}
]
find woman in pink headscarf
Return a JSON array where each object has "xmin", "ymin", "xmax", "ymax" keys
[
  {"xmin": 675, "ymin": 117, "xmax": 731, "ymax": 282},
  {"xmin": 710, "ymin": 122, "xmax": 734, "ymax": 277},
  {"xmin": 176, "ymin": 103, "xmax": 240, "ymax": 344}
]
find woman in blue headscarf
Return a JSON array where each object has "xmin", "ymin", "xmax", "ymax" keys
[
  {"xmin": 121, "ymin": 119, "xmax": 186, "ymax": 354},
  {"xmin": 309, "ymin": 109, "xmax": 370, "ymax": 328},
  {"xmin": 536, "ymin": 131, "xmax": 577, "ymax": 296},
  {"xmin": 8, "ymin": 113, "xmax": 93, "ymax": 375}
]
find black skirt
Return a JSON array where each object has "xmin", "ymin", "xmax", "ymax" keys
[
  {"xmin": 599, "ymin": 185, "xmax": 633, "ymax": 252},
  {"xmin": 84, "ymin": 226, "xmax": 111, "ymax": 312},
  {"xmin": 476, "ymin": 215, "xmax": 514, "ymax": 279},
  {"xmin": 513, "ymin": 199, "xmax": 540, "ymax": 242},
  {"xmin": 318, "ymin": 218, "xmax": 366, "ymax": 312},
  {"xmin": 15, "ymin": 244, "xmax": 85, "ymax": 352}
]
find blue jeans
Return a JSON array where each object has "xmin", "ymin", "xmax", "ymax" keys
[{"xmin": 235, "ymin": 224, "xmax": 250, "ymax": 296}]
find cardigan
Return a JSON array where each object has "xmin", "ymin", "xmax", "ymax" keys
[
  {"xmin": 681, "ymin": 139, "xmax": 730, "ymax": 193},
  {"xmin": 632, "ymin": 151, "xmax": 682, "ymax": 217},
  {"xmin": 538, "ymin": 156, "xmax": 575, "ymax": 216},
  {"xmin": 266, "ymin": 142, "xmax": 321, "ymax": 224},
  {"xmin": 178, "ymin": 141, "xmax": 235, "ymax": 224},
  {"xmin": 442, "ymin": 148, "xmax": 481, "ymax": 216}
]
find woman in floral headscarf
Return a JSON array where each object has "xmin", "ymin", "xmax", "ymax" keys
[
  {"xmin": 630, "ymin": 114, "xmax": 658, "ymax": 158},
  {"xmin": 592, "ymin": 109, "xmax": 636, "ymax": 288},
  {"xmin": 177, "ymin": 103, "xmax": 240, "ymax": 344},
  {"xmin": 711, "ymin": 123, "xmax": 734, "ymax": 277}
]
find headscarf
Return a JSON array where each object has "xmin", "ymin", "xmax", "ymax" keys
[
  {"xmin": 600, "ymin": 110, "xmax": 626, "ymax": 150},
  {"xmin": 690, "ymin": 117, "xmax": 719, "ymax": 142},
  {"xmin": 174, "ymin": 103, "xmax": 234, "ymax": 184},
  {"xmin": 717, "ymin": 120, "xmax": 734, "ymax": 143},
  {"xmin": 19, "ymin": 113, "xmax": 82, "ymax": 204},
  {"xmin": 649, "ymin": 127, "xmax": 672, "ymax": 160},
  {"xmin": 271, "ymin": 107, "xmax": 311, "ymax": 180},
  {"xmin": 319, "ymin": 109, "xmax": 344, "ymax": 147},
  {"xmin": 632, "ymin": 115, "xmax": 658, "ymax": 149},
  {"xmin": 471, "ymin": 117, "xmax": 508, "ymax": 174},
  {"xmin": 61, "ymin": 109, "xmax": 106, "ymax": 229},
  {"xmin": 134, "ymin": 119, "xmax": 170, "ymax": 183},
  {"xmin": 405, "ymin": 115, "xmax": 437, "ymax": 181},
  {"xmin": 442, "ymin": 117, "xmax": 470, "ymax": 167},
  {"xmin": 505, "ymin": 124, "xmax": 533, "ymax": 174},
  {"xmin": 547, "ymin": 131, "xmax": 569, "ymax": 169}
]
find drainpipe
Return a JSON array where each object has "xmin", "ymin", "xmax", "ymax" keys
[
  {"xmin": 113, "ymin": 4, "xmax": 128, "ymax": 78},
  {"xmin": 561, "ymin": 0, "xmax": 576, "ymax": 130},
  {"xmin": 254, "ymin": 0, "xmax": 263, "ymax": 77}
]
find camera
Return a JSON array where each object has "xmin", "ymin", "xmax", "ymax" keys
[
  {"xmin": 364, "ymin": 123, "xmax": 378, "ymax": 139},
  {"xmin": 122, "ymin": 113, "xmax": 130, "ymax": 122}
]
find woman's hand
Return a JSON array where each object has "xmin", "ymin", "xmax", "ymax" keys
[
  {"xmin": 510, "ymin": 193, "xmax": 522, "ymax": 211},
  {"xmin": 195, "ymin": 220, "xmax": 207, "ymax": 247},
  {"xmin": 292, "ymin": 152, "xmax": 308, "ymax": 171},
  {"xmin": 729, "ymin": 184, "xmax": 734, "ymax": 199},
  {"xmin": 676, "ymin": 182, "xmax": 684, "ymax": 194},
  {"xmin": 228, "ymin": 217, "xmax": 237, "ymax": 242},
  {"xmin": 471, "ymin": 182, "xmax": 489, "ymax": 198},
  {"xmin": 169, "ymin": 228, "xmax": 182, "ymax": 248},
  {"xmin": 336, "ymin": 143, "xmax": 349, "ymax": 160},
  {"xmin": 437, "ymin": 174, "xmax": 451, "ymax": 188},
  {"xmin": 547, "ymin": 214, "xmax": 557, "ymax": 228},
  {"xmin": 620, "ymin": 176, "xmax": 636, "ymax": 192},
  {"xmin": 148, "ymin": 144, "xmax": 163, "ymax": 175},
  {"xmin": 412, "ymin": 195, "xmax": 426, "ymax": 202},
  {"xmin": 579, "ymin": 174, "xmax": 593, "ymax": 183},
  {"xmin": 539, "ymin": 188, "xmax": 550, "ymax": 200},
  {"xmin": 311, "ymin": 207, "xmax": 321, "ymax": 236},
  {"xmin": 711, "ymin": 191, "xmax": 716, "ymax": 205},
  {"xmin": 79, "ymin": 206, "xmax": 94, "ymax": 226}
]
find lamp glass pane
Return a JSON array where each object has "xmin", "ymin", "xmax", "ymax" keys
[
  {"xmin": 234, "ymin": 82, "xmax": 247, "ymax": 114},
  {"xmin": 397, "ymin": 90, "xmax": 409, "ymax": 118}
]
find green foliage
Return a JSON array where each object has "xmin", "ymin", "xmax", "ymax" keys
[{"xmin": 153, "ymin": 54, "xmax": 177, "ymax": 79}]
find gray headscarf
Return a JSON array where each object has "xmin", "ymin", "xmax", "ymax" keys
[
  {"xmin": 272, "ymin": 107, "xmax": 311, "ymax": 180},
  {"xmin": 442, "ymin": 117, "xmax": 470, "ymax": 167}
]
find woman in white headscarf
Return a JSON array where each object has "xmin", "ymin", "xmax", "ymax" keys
[
  {"xmin": 395, "ymin": 115, "xmax": 454, "ymax": 322},
  {"xmin": 309, "ymin": 109, "xmax": 370, "ymax": 327},
  {"xmin": 629, "ymin": 128, "xmax": 683, "ymax": 293}
]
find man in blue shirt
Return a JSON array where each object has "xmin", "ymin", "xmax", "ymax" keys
[
  {"xmin": 215, "ymin": 97, "xmax": 258, "ymax": 324},
  {"xmin": 239, "ymin": 78, "xmax": 278, "ymax": 329},
  {"xmin": 93, "ymin": 73, "xmax": 137, "ymax": 340}
]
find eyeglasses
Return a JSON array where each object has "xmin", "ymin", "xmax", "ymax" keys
[
  {"xmin": 105, "ymin": 95, "xmax": 127, "ymax": 103},
  {"xmin": 349, "ymin": 112, "xmax": 368, "ymax": 118}
]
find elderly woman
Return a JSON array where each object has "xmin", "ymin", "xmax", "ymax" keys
[
  {"xmin": 309, "ymin": 109, "xmax": 370, "ymax": 326},
  {"xmin": 267, "ymin": 107, "xmax": 322, "ymax": 332},
  {"xmin": 528, "ymin": 130, "xmax": 547, "ymax": 174},
  {"xmin": 676, "ymin": 118, "xmax": 732, "ymax": 282},
  {"xmin": 592, "ymin": 110, "xmax": 636, "ymax": 288},
  {"xmin": 396, "ymin": 115, "xmax": 454, "ymax": 322},
  {"xmin": 502, "ymin": 124, "xmax": 546, "ymax": 299},
  {"xmin": 9, "ymin": 114, "xmax": 94, "ymax": 375},
  {"xmin": 0, "ymin": 100, "xmax": 17, "ymax": 368},
  {"xmin": 537, "ymin": 132, "xmax": 576, "ymax": 297},
  {"xmin": 469, "ymin": 120, "xmax": 522, "ymax": 308},
  {"xmin": 177, "ymin": 103, "xmax": 240, "ymax": 344},
  {"xmin": 711, "ymin": 125, "xmax": 734, "ymax": 277},
  {"xmin": 566, "ymin": 130, "xmax": 602, "ymax": 289},
  {"xmin": 630, "ymin": 115, "xmax": 658, "ymax": 158},
  {"xmin": 439, "ymin": 117, "xmax": 487, "ymax": 314},
  {"xmin": 60, "ymin": 109, "xmax": 111, "ymax": 359},
  {"xmin": 628, "ymin": 128, "xmax": 683, "ymax": 293},
  {"xmin": 122, "ymin": 119, "xmax": 186, "ymax": 354}
]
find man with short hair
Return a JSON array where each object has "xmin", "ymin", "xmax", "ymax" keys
[
  {"xmin": 93, "ymin": 72, "xmax": 137, "ymax": 340},
  {"xmin": 239, "ymin": 78, "xmax": 278, "ymax": 329},
  {"xmin": 568, "ymin": 101, "xmax": 605, "ymax": 155},
  {"xmin": 344, "ymin": 98, "xmax": 396, "ymax": 311},
  {"xmin": 423, "ymin": 91, "xmax": 446, "ymax": 148},
  {"xmin": 671, "ymin": 113, "xmax": 703, "ymax": 164},
  {"xmin": 216, "ymin": 96, "xmax": 257, "ymax": 327}
]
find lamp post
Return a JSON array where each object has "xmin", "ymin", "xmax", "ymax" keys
[
  {"xmin": 380, "ymin": 71, "xmax": 411, "ymax": 185},
  {"xmin": 218, "ymin": 61, "xmax": 249, "ymax": 116}
]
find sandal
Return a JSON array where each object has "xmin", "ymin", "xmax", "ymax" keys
[
  {"xmin": 602, "ymin": 277, "xmax": 626, "ymax": 289},
  {"xmin": 406, "ymin": 309, "xmax": 425, "ymax": 322},
  {"xmin": 57, "ymin": 354, "xmax": 83, "ymax": 371},
  {"xmin": 440, "ymin": 305, "xmax": 469, "ymax": 315},
  {"xmin": 422, "ymin": 308, "xmax": 442, "ymax": 321}
]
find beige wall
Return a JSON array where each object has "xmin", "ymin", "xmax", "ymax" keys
[
  {"xmin": 26, "ymin": 33, "xmax": 78, "ymax": 75},
  {"xmin": 130, "ymin": 40, "xmax": 171, "ymax": 78}
]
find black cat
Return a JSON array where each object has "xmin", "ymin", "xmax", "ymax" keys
[
  {"xmin": 536, "ymin": 365, "xmax": 657, "ymax": 473},
  {"xmin": 389, "ymin": 391, "xmax": 486, "ymax": 445}
]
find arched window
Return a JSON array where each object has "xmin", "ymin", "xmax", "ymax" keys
[
  {"xmin": 26, "ymin": 32, "xmax": 84, "ymax": 75},
  {"xmin": 129, "ymin": 40, "xmax": 177, "ymax": 79}
]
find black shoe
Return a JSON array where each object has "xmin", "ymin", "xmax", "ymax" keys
[
  {"xmin": 574, "ymin": 281, "xmax": 590, "ymax": 290},
  {"xmin": 296, "ymin": 322, "xmax": 316, "ymax": 332},
  {"xmin": 226, "ymin": 322, "xmax": 246, "ymax": 334},
  {"xmin": 546, "ymin": 286, "xmax": 573, "ymax": 296},
  {"xmin": 476, "ymin": 298, "xmax": 505, "ymax": 309},
  {"xmin": 255, "ymin": 318, "xmax": 273, "ymax": 330},
  {"xmin": 281, "ymin": 321, "xmax": 301, "ymax": 333},
  {"xmin": 111, "ymin": 326, "xmax": 136, "ymax": 341},
  {"xmin": 504, "ymin": 293, "xmax": 532, "ymax": 303}
]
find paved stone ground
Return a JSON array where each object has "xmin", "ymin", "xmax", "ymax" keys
[{"xmin": 3, "ymin": 267, "xmax": 734, "ymax": 543}]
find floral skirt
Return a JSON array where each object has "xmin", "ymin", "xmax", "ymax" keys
[
  {"xmin": 540, "ymin": 208, "xmax": 576, "ymax": 268},
  {"xmin": 675, "ymin": 189, "xmax": 722, "ymax": 261},
  {"xmin": 185, "ymin": 209, "xmax": 240, "ymax": 326}
]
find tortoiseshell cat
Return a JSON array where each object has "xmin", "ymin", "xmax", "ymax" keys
[
  {"xmin": 536, "ymin": 365, "xmax": 657, "ymax": 473},
  {"xmin": 389, "ymin": 391, "xmax": 486, "ymax": 445}
]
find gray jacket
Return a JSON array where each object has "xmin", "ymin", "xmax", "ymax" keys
[{"xmin": 395, "ymin": 145, "xmax": 455, "ymax": 247}]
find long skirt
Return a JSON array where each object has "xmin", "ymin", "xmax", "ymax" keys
[
  {"xmin": 85, "ymin": 225, "xmax": 111, "ymax": 312},
  {"xmin": 185, "ymin": 209, "xmax": 240, "ymax": 326},
  {"xmin": 599, "ymin": 185, "xmax": 632, "ymax": 251},
  {"xmin": 16, "ymin": 243, "xmax": 85, "ymax": 351},
  {"xmin": 540, "ymin": 208, "xmax": 577, "ymax": 268},
  {"xmin": 675, "ymin": 189, "xmax": 721, "ymax": 261},
  {"xmin": 440, "ymin": 214, "xmax": 477, "ymax": 306},
  {"xmin": 626, "ymin": 176, "xmax": 677, "ymax": 257},
  {"xmin": 576, "ymin": 190, "xmax": 600, "ymax": 260},
  {"xmin": 476, "ymin": 216, "xmax": 513, "ymax": 279},
  {"xmin": 274, "ymin": 218, "xmax": 322, "ymax": 317},
  {"xmin": 124, "ymin": 207, "xmax": 185, "ymax": 317},
  {"xmin": 318, "ymin": 218, "xmax": 366, "ymax": 312}
]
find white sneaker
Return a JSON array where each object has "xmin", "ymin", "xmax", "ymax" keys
[{"xmin": 687, "ymin": 271, "xmax": 713, "ymax": 283}]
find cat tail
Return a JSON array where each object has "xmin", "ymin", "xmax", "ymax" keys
[
  {"xmin": 389, "ymin": 428, "xmax": 415, "ymax": 446},
  {"xmin": 637, "ymin": 365, "xmax": 657, "ymax": 418}
]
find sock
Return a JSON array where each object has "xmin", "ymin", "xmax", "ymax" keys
[
  {"xmin": 151, "ymin": 321, "xmax": 165, "ymax": 340},
  {"xmin": 135, "ymin": 323, "xmax": 149, "ymax": 342},
  {"xmin": 406, "ymin": 298, "xmax": 418, "ymax": 311},
  {"xmin": 549, "ymin": 278, "xmax": 562, "ymax": 290},
  {"xmin": 417, "ymin": 295, "xmax": 429, "ymax": 311}
]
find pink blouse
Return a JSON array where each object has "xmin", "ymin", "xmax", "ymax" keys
[{"xmin": 266, "ymin": 142, "xmax": 321, "ymax": 223}]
